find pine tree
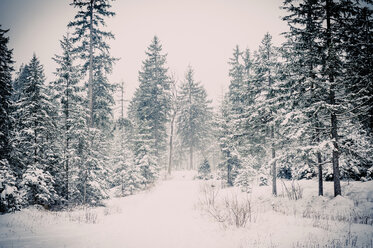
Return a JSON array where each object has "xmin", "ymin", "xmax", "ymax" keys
[
  {"xmin": 282, "ymin": 0, "xmax": 328, "ymax": 195},
  {"xmin": 234, "ymin": 156, "xmax": 256, "ymax": 193},
  {"xmin": 177, "ymin": 67, "xmax": 212, "ymax": 170},
  {"xmin": 228, "ymin": 45, "xmax": 245, "ymax": 116},
  {"xmin": 0, "ymin": 27, "xmax": 14, "ymax": 167},
  {"xmin": 51, "ymin": 34, "xmax": 84, "ymax": 204},
  {"xmin": 217, "ymin": 95, "xmax": 240, "ymax": 186},
  {"xmin": 253, "ymin": 33, "xmax": 281, "ymax": 196},
  {"xmin": 129, "ymin": 36, "xmax": 171, "ymax": 170},
  {"xmin": 197, "ymin": 159, "xmax": 211, "ymax": 180},
  {"xmin": 68, "ymin": 0, "xmax": 116, "ymax": 129},
  {"xmin": 13, "ymin": 55, "xmax": 58, "ymax": 207},
  {"xmin": 220, "ymin": 46, "xmax": 260, "ymax": 186},
  {"xmin": 68, "ymin": 0, "xmax": 116, "ymax": 204},
  {"xmin": 0, "ymin": 26, "xmax": 20, "ymax": 212},
  {"xmin": 132, "ymin": 121, "xmax": 159, "ymax": 187}
]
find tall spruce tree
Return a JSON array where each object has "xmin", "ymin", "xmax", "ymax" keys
[
  {"xmin": 129, "ymin": 36, "xmax": 171, "ymax": 177},
  {"xmin": 13, "ymin": 55, "xmax": 58, "ymax": 206},
  {"xmin": 253, "ymin": 33, "xmax": 281, "ymax": 196},
  {"xmin": 68, "ymin": 0, "xmax": 116, "ymax": 129},
  {"xmin": 51, "ymin": 34, "xmax": 85, "ymax": 204},
  {"xmin": 0, "ymin": 26, "xmax": 20, "ymax": 212},
  {"xmin": 282, "ymin": 0, "xmax": 327, "ymax": 195},
  {"xmin": 177, "ymin": 67, "xmax": 212, "ymax": 170}
]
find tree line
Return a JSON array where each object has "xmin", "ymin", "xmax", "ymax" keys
[
  {"xmin": 0, "ymin": 0, "xmax": 372, "ymax": 213},
  {"xmin": 218, "ymin": 0, "xmax": 372, "ymax": 197}
]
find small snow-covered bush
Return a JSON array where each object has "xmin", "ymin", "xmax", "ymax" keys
[
  {"xmin": 198, "ymin": 181, "xmax": 255, "ymax": 228},
  {"xmin": 197, "ymin": 159, "xmax": 212, "ymax": 180},
  {"xmin": 234, "ymin": 157, "xmax": 256, "ymax": 193},
  {"xmin": 224, "ymin": 194, "xmax": 252, "ymax": 227}
]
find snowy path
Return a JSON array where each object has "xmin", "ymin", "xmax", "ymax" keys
[{"xmin": 0, "ymin": 172, "xmax": 242, "ymax": 248}]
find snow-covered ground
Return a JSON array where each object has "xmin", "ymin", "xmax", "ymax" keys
[{"xmin": 0, "ymin": 171, "xmax": 372, "ymax": 248}]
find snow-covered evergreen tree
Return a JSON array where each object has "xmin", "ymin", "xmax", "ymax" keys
[
  {"xmin": 197, "ymin": 159, "xmax": 211, "ymax": 180},
  {"xmin": 13, "ymin": 55, "xmax": 58, "ymax": 207},
  {"xmin": 132, "ymin": 121, "xmax": 159, "ymax": 187},
  {"xmin": 68, "ymin": 0, "xmax": 116, "ymax": 130},
  {"xmin": 234, "ymin": 156, "xmax": 256, "ymax": 193},
  {"xmin": 51, "ymin": 34, "xmax": 85, "ymax": 204},
  {"xmin": 177, "ymin": 66, "xmax": 212, "ymax": 170},
  {"xmin": 129, "ymin": 36, "xmax": 171, "ymax": 180},
  {"xmin": 217, "ymin": 95, "xmax": 241, "ymax": 186},
  {"xmin": 68, "ymin": 0, "xmax": 117, "ymax": 205},
  {"xmin": 0, "ymin": 26, "xmax": 20, "ymax": 212}
]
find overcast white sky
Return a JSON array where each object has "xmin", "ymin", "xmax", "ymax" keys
[{"xmin": 0, "ymin": 0, "xmax": 289, "ymax": 114}]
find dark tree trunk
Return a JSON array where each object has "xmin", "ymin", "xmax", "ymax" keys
[
  {"xmin": 271, "ymin": 126, "xmax": 277, "ymax": 196},
  {"xmin": 326, "ymin": 0, "xmax": 341, "ymax": 196},
  {"xmin": 317, "ymin": 152, "xmax": 323, "ymax": 196}
]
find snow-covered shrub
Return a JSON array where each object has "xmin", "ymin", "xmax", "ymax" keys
[
  {"xmin": 223, "ymin": 194, "xmax": 252, "ymax": 227},
  {"xmin": 20, "ymin": 165, "xmax": 58, "ymax": 208},
  {"xmin": 197, "ymin": 159, "xmax": 212, "ymax": 180},
  {"xmin": 0, "ymin": 160, "xmax": 21, "ymax": 213},
  {"xmin": 234, "ymin": 156, "xmax": 256, "ymax": 193},
  {"xmin": 199, "ymin": 181, "xmax": 219, "ymax": 209},
  {"xmin": 198, "ymin": 181, "xmax": 255, "ymax": 228},
  {"xmin": 122, "ymin": 162, "xmax": 145, "ymax": 195},
  {"xmin": 258, "ymin": 167, "xmax": 269, "ymax": 186}
]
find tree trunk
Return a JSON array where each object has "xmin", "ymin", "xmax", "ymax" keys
[
  {"xmin": 65, "ymin": 77, "xmax": 70, "ymax": 203},
  {"xmin": 315, "ymin": 117, "xmax": 324, "ymax": 196},
  {"xmin": 271, "ymin": 126, "xmax": 277, "ymax": 196},
  {"xmin": 326, "ymin": 0, "xmax": 341, "ymax": 197},
  {"xmin": 317, "ymin": 152, "xmax": 323, "ymax": 196}
]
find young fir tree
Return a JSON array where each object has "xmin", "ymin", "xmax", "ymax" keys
[
  {"xmin": 51, "ymin": 34, "xmax": 85, "ymax": 204},
  {"xmin": 111, "ymin": 84, "xmax": 144, "ymax": 195},
  {"xmin": 129, "ymin": 36, "xmax": 171, "ymax": 180},
  {"xmin": 0, "ymin": 27, "xmax": 20, "ymax": 212},
  {"xmin": 68, "ymin": 0, "xmax": 116, "ymax": 130},
  {"xmin": 177, "ymin": 67, "xmax": 212, "ymax": 170},
  {"xmin": 217, "ymin": 95, "xmax": 240, "ymax": 186},
  {"xmin": 228, "ymin": 46, "xmax": 245, "ymax": 116},
  {"xmin": 234, "ymin": 155, "xmax": 256, "ymax": 193},
  {"xmin": 132, "ymin": 120, "xmax": 159, "ymax": 187},
  {"xmin": 197, "ymin": 159, "xmax": 211, "ymax": 180},
  {"xmin": 252, "ymin": 33, "xmax": 281, "ymax": 196},
  {"xmin": 220, "ymin": 46, "xmax": 261, "ymax": 186},
  {"xmin": 13, "ymin": 55, "xmax": 58, "ymax": 207}
]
